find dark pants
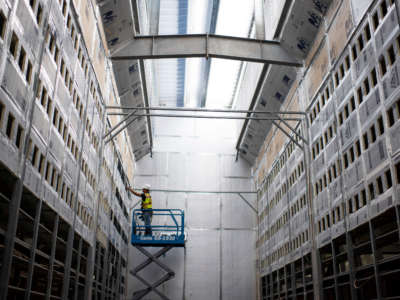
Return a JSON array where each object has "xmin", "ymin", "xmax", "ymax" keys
[{"xmin": 142, "ymin": 209, "xmax": 152, "ymax": 236}]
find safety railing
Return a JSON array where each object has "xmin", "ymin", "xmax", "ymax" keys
[{"xmin": 131, "ymin": 209, "xmax": 185, "ymax": 246}]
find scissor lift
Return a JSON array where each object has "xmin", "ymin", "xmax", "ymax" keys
[{"xmin": 130, "ymin": 209, "xmax": 185, "ymax": 300}]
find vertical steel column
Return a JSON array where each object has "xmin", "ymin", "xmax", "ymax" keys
[
  {"xmin": 84, "ymin": 243, "xmax": 95, "ymax": 299},
  {"xmin": 316, "ymin": 252, "xmax": 323, "ymax": 299},
  {"xmin": 45, "ymin": 214, "xmax": 59, "ymax": 300},
  {"xmin": 100, "ymin": 243, "xmax": 111, "ymax": 300},
  {"xmin": 396, "ymin": 205, "xmax": 400, "ymax": 242},
  {"xmin": 301, "ymin": 255, "xmax": 306, "ymax": 299},
  {"xmin": 124, "ymin": 248, "xmax": 130, "ymax": 299},
  {"xmin": 0, "ymin": 0, "xmax": 54, "ymax": 297},
  {"xmin": 99, "ymin": 134, "xmax": 118, "ymax": 299},
  {"xmin": 115, "ymin": 251, "xmax": 122, "ymax": 300},
  {"xmin": 290, "ymin": 263, "xmax": 296, "ymax": 300},
  {"xmin": 283, "ymin": 266, "xmax": 288, "ymax": 300},
  {"xmin": 85, "ymin": 84, "xmax": 106, "ymax": 300},
  {"xmin": 256, "ymin": 190, "xmax": 261, "ymax": 300},
  {"xmin": 94, "ymin": 243, "xmax": 102, "ymax": 300},
  {"xmin": 108, "ymin": 247, "xmax": 116, "ymax": 299},
  {"xmin": 73, "ymin": 238, "xmax": 83, "ymax": 300},
  {"xmin": 283, "ymin": 149, "xmax": 291, "ymax": 300},
  {"xmin": 368, "ymin": 221, "xmax": 382, "ymax": 300},
  {"xmin": 60, "ymin": 1, "xmax": 94, "ymax": 293},
  {"xmin": 219, "ymin": 191, "xmax": 223, "ymax": 300},
  {"xmin": 116, "ymin": 251, "xmax": 121, "ymax": 299},
  {"xmin": 113, "ymin": 248, "xmax": 119, "ymax": 297},
  {"xmin": 24, "ymin": 197, "xmax": 43, "ymax": 300},
  {"xmin": 269, "ymin": 274, "xmax": 273, "ymax": 299},
  {"xmin": 277, "ymin": 270, "xmax": 281, "ymax": 299},
  {"xmin": 302, "ymin": 116, "xmax": 322, "ymax": 300},
  {"xmin": 330, "ymin": 241, "xmax": 340, "ymax": 300},
  {"xmin": 346, "ymin": 232, "xmax": 358, "ymax": 300},
  {"xmin": 61, "ymin": 60, "xmax": 91, "ymax": 300}
]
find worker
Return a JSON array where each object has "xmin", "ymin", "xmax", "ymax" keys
[{"xmin": 126, "ymin": 184, "xmax": 153, "ymax": 236}]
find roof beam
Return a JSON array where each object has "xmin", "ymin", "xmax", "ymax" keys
[{"xmin": 110, "ymin": 34, "xmax": 302, "ymax": 66}]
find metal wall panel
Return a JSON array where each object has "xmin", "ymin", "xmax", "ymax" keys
[
  {"xmin": 222, "ymin": 230, "xmax": 256, "ymax": 300},
  {"xmin": 185, "ymin": 230, "xmax": 220, "ymax": 300},
  {"xmin": 130, "ymin": 117, "xmax": 256, "ymax": 299}
]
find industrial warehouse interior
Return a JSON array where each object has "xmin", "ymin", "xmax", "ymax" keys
[{"xmin": 0, "ymin": 0, "xmax": 400, "ymax": 299}]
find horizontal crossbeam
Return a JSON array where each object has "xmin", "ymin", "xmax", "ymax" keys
[
  {"xmin": 105, "ymin": 105, "xmax": 307, "ymax": 115},
  {"xmin": 107, "ymin": 112, "xmax": 302, "ymax": 122},
  {"xmin": 130, "ymin": 188, "xmax": 257, "ymax": 194},
  {"xmin": 111, "ymin": 34, "xmax": 302, "ymax": 66}
]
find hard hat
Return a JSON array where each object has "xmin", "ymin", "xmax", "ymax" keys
[{"xmin": 143, "ymin": 184, "xmax": 151, "ymax": 190}]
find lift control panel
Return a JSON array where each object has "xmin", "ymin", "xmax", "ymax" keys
[{"xmin": 131, "ymin": 209, "xmax": 185, "ymax": 247}]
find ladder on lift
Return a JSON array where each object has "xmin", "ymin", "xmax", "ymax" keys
[{"xmin": 130, "ymin": 209, "xmax": 185, "ymax": 300}]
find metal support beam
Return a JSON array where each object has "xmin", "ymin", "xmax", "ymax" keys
[
  {"xmin": 104, "ymin": 110, "xmax": 303, "ymax": 142},
  {"xmin": 115, "ymin": 253, "xmax": 123, "ymax": 300},
  {"xmin": 45, "ymin": 214, "xmax": 59, "ymax": 300},
  {"xmin": 107, "ymin": 112, "xmax": 302, "ymax": 122},
  {"xmin": 104, "ymin": 106, "xmax": 307, "ymax": 144},
  {"xmin": 346, "ymin": 232, "xmax": 358, "ymax": 300},
  {"xmin": 302, "ymin": 117, "xmax": 321, "ymax": 300},
  {"xmin": 111, "ymin": 34, "xmax": 302, "ymax": 67},
  {"xmin": 129, "ymin": 188, "xmax": 257, "ymax": 194},
  {"xmin": 94, "ymin": 243, "xmax": 102, "ymax": 300},
  {"xmin": 104, "ymin": 115, "xmax": 141, "ymax": 144},
  {"xmin": 102, "ymin": 109, "xmax": 137, "ymax": 139},
  {"xmin": 73, "ymin": 238, "xmax": 83, "ymax": 300},
  {"xmin": 290, "ymin": 263, "xmax": 296, "ymax": 299},
  {"xmin": 238, "ymin": 193, "xmax": 257, "ymax": 213},
  {"xmin": 85, "ymin": 93, "xmax": 107, "ymax": 300},
  {"xmin": 369, "ymin": 221, "xmax": 382, "ymax": 300},
  {"xmin": 105, "ymin": 105, "xmax": 306, "ymax": 115},
  {"xmin": 24, "ymin": 197, "xmax": 43, "ymax": 300},
  {"xmin": 277, "ymin": 116, "xmax": 308, "ymax": 145},
  {"xmin": 331, "ymin": 241, "xmax": 340, "ymax": 300},
  {"xmin": 272, "ymin": 120, "xmax": 304, "ymax": 150},
  {"xmin": 101, "ymin": 244, "xmax": 110, "ymax": 300},
  {"xmin": 61, "ymin": 41, "xmax": 92, "ymax": 300}
]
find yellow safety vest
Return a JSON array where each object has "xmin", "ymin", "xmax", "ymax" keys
[{"xmin": 143, "ymin": 193, "xmax": 152, "ymax": 209}]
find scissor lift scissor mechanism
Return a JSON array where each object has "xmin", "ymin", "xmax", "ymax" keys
[{"xmin": 130, "ymin": 209, "xmax": 185, "ymax": 300}]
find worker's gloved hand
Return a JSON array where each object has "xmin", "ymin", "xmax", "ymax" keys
[{"xmin": 125, "ymin": 186, "xmax": 130, "ymax": 191}]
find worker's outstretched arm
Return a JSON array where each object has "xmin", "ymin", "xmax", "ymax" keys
[{"xmin": 126, "ymin": 186, "xmax": 142, "ymax": 197}]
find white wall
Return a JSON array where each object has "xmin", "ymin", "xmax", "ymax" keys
[{"xmin": 127, "ymin": 115, "xmax": 257, "ymax": 300}]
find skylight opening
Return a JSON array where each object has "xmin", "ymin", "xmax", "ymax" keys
[{"xmin": 205, "ymin": 0, "xmax": 254, "ymax": 108}]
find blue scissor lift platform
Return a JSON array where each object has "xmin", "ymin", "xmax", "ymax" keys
[{"xmin": 130, "ymin": 209, "xmax": 186, "ymax": 300}]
